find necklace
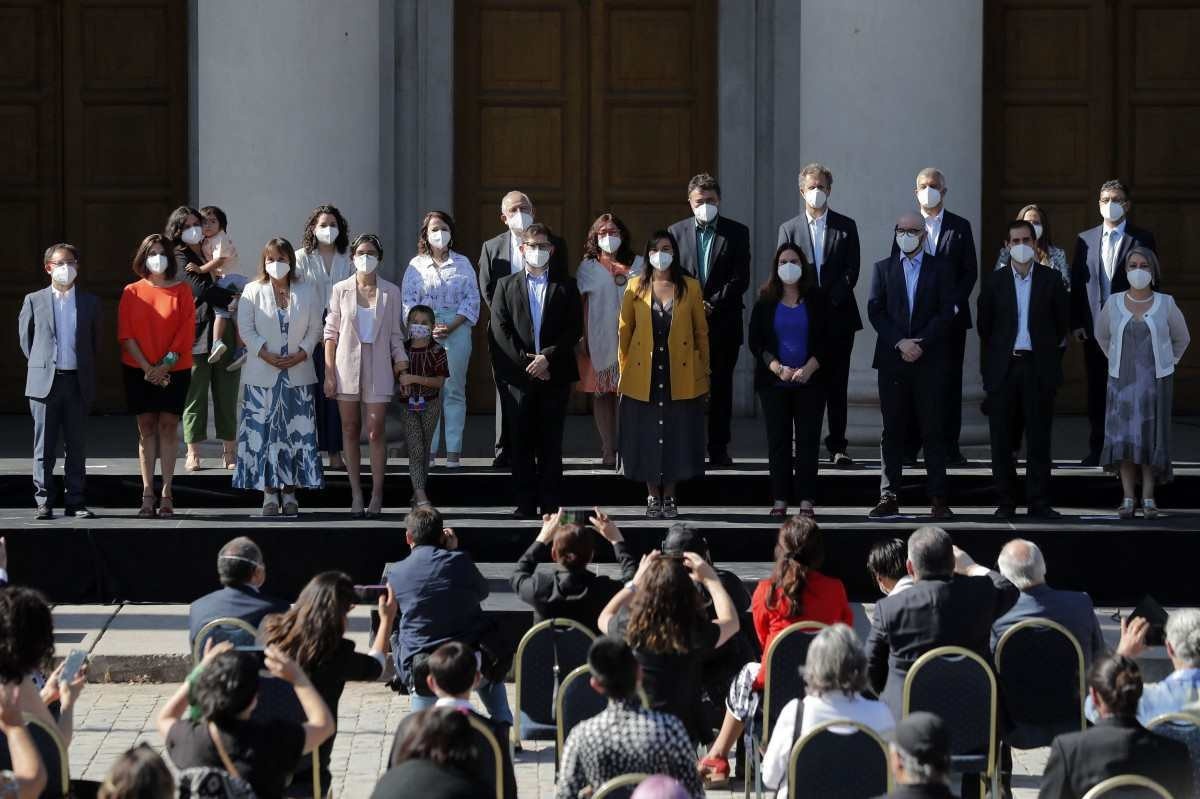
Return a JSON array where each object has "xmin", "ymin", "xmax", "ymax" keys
[{"xmin": 1127, "ymin": 293, "xmax": 1154, "ymax": 304}]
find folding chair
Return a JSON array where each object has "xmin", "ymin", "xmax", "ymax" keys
[
  {"xmin": 467, "ymin": 715, "xmax": 505, "ymax": 799},
  {"xmin": 787, "ymin": 719, "xmax": 891, "ymax": 799},
  {"xmin": 510, "ymin": 618, "xmax": 596, "ymax": 746},
  {"xmin": 1148, "ymin": 711, "xmax": 1200, "ymax": 796},
  {"xmin": 555, "ymin": 664, "xmax": 607, "ymax": 770},
  {"xmin": 11, "ymin": 713, "xmax": 69, "ymax": 798},
  {"xmin": 592, "ymin": 772, "xmax": 651, "ymax": 799},
  {"xmin": 994, "ymin": 618, "xmax": 1086, "ymax": 749},
  {"xmin": 1081, "ymin": 774, "xmax": 1173, "ymax": 799},
  {"xmin": 192, "ymin": 617, "xmax": 260, "ymax": 665}
]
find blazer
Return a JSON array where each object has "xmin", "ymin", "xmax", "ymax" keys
[
  {"xmin": 19, "ymin": 286, "xmax": 101, "ymax": 405},
  {"xmin": 489, "ymin": 270, "xmax": 582, "ymax": 386},
  {"xmin": 187, "ymin": 584, "xmax": 290, "ymax": 645},
  {"xmin": 617, "ymin": 275, "xmax": 709, "ymax": 402},
  {"xmin": 867, "ymin": 252, "xmax": 956, "ymax": 374},
  {"xmin": 777, "ymin": 209, "xmax": 863, "ymax": 335},
  {"xmin": 668, "ymin": 214, "xmax": 752, "ymax": 342},
  {"xmin": 322, "ymin": 276, "xmax": 408, "ymax": 396},
  {"xmin": 236, "ymin": 279, "xmax": 323, "ymax": 388},
  {"xmin": 1070, "ymin": 222, "xmax": 1157, "ymax": 331},
  {"xmin": 1094, "ymin": 292, "xmax": 1190, "ymax": 379},
  {"xmin": 1039, "ymin": 716, "xmax": 1193, "ymax": 799},
  {"xmin": 747, "ymin": 293, "xmax": 831, "ymax": 391},
  {"xmin": 976, "ymin": 262, "xmax": 1070, "ymax": 393},
  {"xmin": 990, "ymin": 584, "xmax": 1107, "ymax": 667},
  {"xmin": 477, "ymin": 230, "xmax": 569, "ymax": 309},
  {"xmin": 889, "ymin": 210, "xmax": 978, "ymax": 329}
]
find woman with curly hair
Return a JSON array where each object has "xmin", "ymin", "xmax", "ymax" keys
[
  {"xmin": 696, "ymin": 516, "xmax": 853, "ymax": 787},
  {"xmin": 373, "ymin": 707, "xmax": 484, "ymax": 799},
  {"xmin": 598, "ymin": 550, "xmax": 740, "ymax": 743}
]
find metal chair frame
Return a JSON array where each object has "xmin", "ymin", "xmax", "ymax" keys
[
  {"xmin": 786, "ymin": 718, "xmax": 893, "ymax": 798},
  {"xmin": 191, "ymin": 616, "xmax": 260, "ymax": 665},
  {"xmin": 510, "ymin": 617, "xmax": 596, "ymax": 745},
  {"xmin": 467, "ymin": 715, "xmax": 505, "ymax": 799},
  {"xmin": 592, "ymin": 772, "xmax": 651, "ymax": 799},
  {"xmin": 994, "ymin": 617, "xmax": 1087, "ymax": 737},
  {"xmin": 1081, "ymin": 774, "xmax": 1173, "ymax": 799},
  {"xmin": 23, "ymin": 713, "xmax": 69, "ymax": 798}
]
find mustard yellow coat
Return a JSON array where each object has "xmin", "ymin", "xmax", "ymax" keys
[{"xmin": 617, "ymin": 275, "xmax": 710, "ymax": 402}]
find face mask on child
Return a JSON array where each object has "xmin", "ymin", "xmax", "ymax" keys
[{"xmin": 409, "ymin": 323, "xmax": 432, "ymax": 339}]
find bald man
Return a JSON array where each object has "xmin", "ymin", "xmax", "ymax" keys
[{"xmin": 867, "ymin": 212, "xmax": 957, "ymax": 519}]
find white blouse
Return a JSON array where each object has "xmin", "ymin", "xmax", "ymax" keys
[
  {"xmin": 576, "ymin": 256, "xmax": 642, "ymax": 374},
  {"xmin": 1094, "ymin": 291, "xmax": 1190, "ymax": 379},
  {"xmin": 401, "ymin": 251, "xmax": 481, "ymax": 326},
  {"xmin": 295, "ymin": 246, "xmax": 353, "ymax": 311},
  {"xmin": 356, "ymin": 305, "xmax": 377, "ymax": 344}
]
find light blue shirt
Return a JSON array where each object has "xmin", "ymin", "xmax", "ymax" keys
[
  {"xmin": 901, "ymin": 250, "xmax": 924, "ymax": 326},
  {"xmin": 526, "ymin": 269, "xmax": 548, "ymax": 354},
  {"xmin": 1085, "ymin": 668, "xmax": 1200, "ymax": 726},
  {"xmin": 1012, "ymin": 265, "xmax": 1033, "ymax": 351}
]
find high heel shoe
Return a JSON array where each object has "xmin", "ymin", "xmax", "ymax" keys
[
  {"xmin": 185, "ymin": 452, "xmax": 202, "ymax": 472},
  {"xmin": 223, "ymin": 442, "xmax": 236, "ymax": 470},
  {"xmin": 158, "ymin": 493, "xmax": 175, "ymax": 519},
  {"xmin": 350, "ymin": 496, "xmax": 365, "ymax": 519},
  {"xmin": 366, "ymin": 494, "xmax": 384, "ymax": 518},
  {"xmin": 1118, "ymin": 497, "xmax": 1136, "ymax": 519},
  {"xmin": 1142, "ymin": 499, "xmax": 1160, "ymax": 520},
  {"xmin": 138, "ymin": 491, "xmax": 157, "ymax": 518}
]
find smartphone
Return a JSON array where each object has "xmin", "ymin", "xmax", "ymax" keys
[
  {"xmin": 560, "ymin": 508, "xmax": 591, "ymax": 526},
  {"xmin": 354, "ymin": 584, "xmax": 388, "ymax": 603},
  {"xmin": 1129, "ymin": 595, "xmax": 1169, "ymax": 647},
  {"xmin": 59, "ymin": 649, "xmax": 88, "ymax": 685},
  {"xmin": 234, "ymin": 646, "xmax": 268, "ymax": 668}
]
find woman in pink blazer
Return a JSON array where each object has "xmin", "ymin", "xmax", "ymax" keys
[{"xmin": 323, "ymin": 233, "xmax": 408, "ymax": 516}]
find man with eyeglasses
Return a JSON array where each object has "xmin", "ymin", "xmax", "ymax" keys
[
  {"xmin": 489, "ymin": 223, "xmax": 582, "ymax": 518},
  {"xmin": 19, "ymin": 243, "xmax": 101, "ymax": 520},
  {"xmin": 868, "ymin": 213, "xmax": 957, "ymax": 519}
]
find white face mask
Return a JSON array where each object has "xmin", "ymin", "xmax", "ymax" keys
[
  {"xmin": 1008, "ymin": 243, "xmax": 1035, "ymax": 265},
  {"xmin": 408, "ymin": 323, "xmax": 431, "ymax": 339},
  {"xmin": 598, "ymin": 235, "xmax": 621, "ymax": 255},
  {"xmin": 354, "ymin": 254, "xmax": 379, "ymax": 274},
  {"xmin": 506, "ymin": 210, "xmax": 532, "ymax": 233},
  {"xmin": 916, "ymin": 186, "xmax": 942, "ymax": 209},
  {"xmin": 428, "ymin": 229, "xmax": 451, "ymax": 250},
  {"xmin": 896, "ymin": 232, "xmax": 922, "ymax": 254},
  {"xmin": 1126, "ymin": 267, "xmax": 1153, "ymax": 290},
  {"xmin": 777, "ymin": 261, "xmax": 803, "ymax": 284},
  {"xmin": 649, "ymin": 250, "xmax": 673, "ymax": 271},
  {"xmin": 692, "ymin": 203, "xmax": 718, "ymax": 224},
  {"xmin": 1032, "ymin": 223, "xmax": 1044, "ymax": 240},
  {"xmin": 51, "ymin": 264, "xmax": 77, "ymax": 286},
  {"xmin": 181, "ymin": 225, "xmax": 203, "ymax": 245},
  {"xmin": 265, "ymin": 260, "xmax": 290, "ymax": 280},
  {"xmin": 146, "ymin": 254, "xmax": 169, "ymax": 274},
  {"xmin": 1100, "ymin": 200, "xmax": 1125, "ymax": 223},
  {"xmin": 315, "ymin": 226, "xmax": 339, "ymax": 245},
  {"xmin": 524, "ymin": 246, "xmax": 550, "ymax": 269},
  {"xmin": 804, "ymin": 188, "xmax": 828, "ymax": 210}
]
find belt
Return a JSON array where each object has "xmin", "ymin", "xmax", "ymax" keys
[{"xmin": 55, "ymin": 369, "xmax": 78, "ymax": 375}]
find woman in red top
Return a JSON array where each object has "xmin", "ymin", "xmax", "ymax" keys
[
  {"xmin": 117, "ymin": 234, "xmax": 196, "ymax": 518},
  {"xmin": 697, "ymin": 515, "xmax": 852, "ymax": 786}
]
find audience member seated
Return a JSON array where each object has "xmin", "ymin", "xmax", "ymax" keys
[
  {"xmin": 509, "ymin": 508, "xmax": 636, "ymax": 632},
  {"xmin": 598, "ymin": 550, "xmax": 740, "ymax": 744},
  {"xmin": 1040, "ymin": 655, "xmax": 1193, "ymax": 799},
  {"xmin": 1089, "ymin": 608, "xmax": 1200, "ymax": 724},
  {"xmin": 877, "ymin": 712, "xmax": 955, "ymax": 799},
  {"xmin": 97, "ymin": 744, "xmax": 173, "ymax": 799},
  {"xmin": 157, "ymin": 644, "xmax": 334, "ymax": 799},
  {"xmin": 698, "ymin": 516, "xmax": 854, "ymax": 785},
  {"xmin": 631, "ymin": 775, "xmax": 691, "ymax": 799},
  {"xmin": 867, "ymin": 537, "xmax": 913, "ymax": 598},
  {"xmin": 390, "ymin": 641, "xmax": 517, "ymax": 799},
  {"xmin": 990, "ymin": 538, "xmax": 1107, "ymax": 667},
  {"xmin": 557, "ymin": 638, "xmax": 705, "ymax": 799},
  {"xmin": 0, "ymin": 680, "xmax": 47, "ymax": 799},
  {"xmin": 866, "ymin": 527, "xmax": 1019, "ymax": 718},
  {"xmin": 385, "ymin": 507, "xmax": 513, "ymax": 724},
  {"xmin": 371, "ymin": 707, "xmax": 484, "ymax": 799},
  {"xmin": 262, "ymin": 571, "xmax": 397, "ymax": 792},
  {"xmin": 762, "ymin": 623, "xmax": 896, "ymax": 798},
  {"xmin": 188, "ymin": 536, "xmax": 289, "ymax": 646}
]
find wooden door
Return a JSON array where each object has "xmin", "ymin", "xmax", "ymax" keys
[
  {"xmin": 984, "ymin": 0, "xmax": 1200, "ymax": 412},
  {"xmin": 455, "ymin": 0, "xmax": 716, "ymax": 411}
]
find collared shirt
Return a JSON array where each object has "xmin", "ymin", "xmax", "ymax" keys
[
  {"xmin": 402, "ymin": 251, "xmax": 481, "ymax": 325},
  {"xmin": 526, "ymin": 269, "xmax": 549, "ymax": 354},
  {"xmin": 890, "ymin": 575, "xmax": 914, "ymax": 596},
  {"xmin": 921, "ymin": 207, "xmax": 945, "ymax": 255},
  {"xmin": 807, "ymin": 209, "xmax": 827, "ymax": 283},
  {"xmin": 901, "ymin": 250, "xmax": 924, "ymax": 324},
  {"xmin": 1085, "ymin": 669, "xmax": 1200, "ymax": 726},
  {"xmin": 696, "ymin": 219, "xmax": 717, "ymax": 285},
  {"xmin": 51, "ymin": 285, "xmax": 78, "ymax": 370},
  {"xmin": 508, "ymin": 232, "xmax": 525, "ymax": 274},
  {"xmin": 1011, "ymin": 265, "xmax": 1034, "ymax": 351},
  {"xmin": 433, "ymin": 696, "xmax": 474, "ymax": 712},
  {"xmin": 1101, "ymin": 220, "xmax": 1127, "ymax": 299}
]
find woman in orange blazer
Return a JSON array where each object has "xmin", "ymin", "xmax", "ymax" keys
[{"xmin": 618, "ymin": 229, "xmax": 710, "ymax": 519}]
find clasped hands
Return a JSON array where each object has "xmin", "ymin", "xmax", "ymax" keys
[
  {"xmin": 525, "ymin": 353, "xmax": 550, "ymax": 380},
  {"xmin": 897, "ymin": 338, "xmax": 924, "ymax": 362},
  {"xmin": 259, "ymin": 346, "xmax": 308, "ymax": 370}
]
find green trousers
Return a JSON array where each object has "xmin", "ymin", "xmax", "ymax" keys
[{"xmin": 182, "ymin": 325, "xmax": 239, "ymax": 444}]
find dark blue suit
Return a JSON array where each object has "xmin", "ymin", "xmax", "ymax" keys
[
  {"xmin": 187, "ymin": 584, "xmax": 289, "ymax": 646},
  {"xmin": 991, "ymin": 584, "xmax": 1107, "ymax": 668}
]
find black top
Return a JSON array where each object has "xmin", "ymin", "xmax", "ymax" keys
[
  {"xmin": 667, "ymin": 215, "xmax": 752, "ymax": 342},
  {"xmin": 166, "ymin": 718, "xmax": 305, "ymax": 799},
  {"xmin": 1039, "ymin": 716, "xmax": 1193, "ymax": 799},
  {"xmin": 976, "ymin": 262, "xmax": 1070, "ymax": 393},
  {"xmin": 509, "ymin": 540, "xmax": 637, "ymax": 632},
  {"xmin": 369, "ymin": 759, "xmax": 485, "ymax": 799},
  {"xmin": 870, "ymin": 784, "xmax": 956, "ymax": 799},
  {"xmin": 296, "ymin": 638, "xmax": 384, "ymax": 784},
  {"xmin": 776, "ymin": 208, "xmax": 863, "ymax": 335},
  {"xmin": 175, "ymin": 245, "xmax": 234, "ymax": 350},
  {"xmin": 391, "ymin": 706, "xmax": 517, "ymax": 799},
  {"xmin": 747, "ymin": 294, "xmax": 832, "ymax": 391}
]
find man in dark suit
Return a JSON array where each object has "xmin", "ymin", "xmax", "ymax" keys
[
  {"xmin": 1070, "ymin": 179, "xmax": 1157, "ymax": 466},
  {"xmin": 777, "ymin": 163, "xmax": 862, "ymax": 467},
  {"xmin": 977, "ymin": 220, "xmax": 1070, "ymax": 518},
  {"xmin": 489, "ymin": 223, "xmax": 582, "ymax": 517},
  {"xmin": 19, "ymin": 243, "xmax": 101, "ymax": 520},
  {"xmin": 477, "ymin": 190, "xmax": 569, "ymax": 468},
  {"xmin": 668, "ymin": 173, "xmax": 750, "ymax": 467},
  {"xmin": 866, "ymin": 527, "xmax": 1019, "ymax": 719},
  {"xmin": 868, "ymin": 213, "xmax": 956, "ymax": 519},
  {"xmin": 187, "ymin": 536, "xmax": 289, "ymax": 646}
]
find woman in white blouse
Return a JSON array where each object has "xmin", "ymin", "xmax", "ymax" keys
[
  {"xmin": 576, "ymin": 213, "xmax": 641, "ymax": 466},
  {"xmin": 295, "ymin": 204, "xmax": 354, "ymax": 471},
  {"xmin": 401, "ymin": 211, "xmax": 480, "ymax": 468}
]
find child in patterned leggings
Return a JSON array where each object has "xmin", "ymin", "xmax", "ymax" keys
[{"xmin": 398, "ymin": 305, "xmax": 449, "ymax": 507}]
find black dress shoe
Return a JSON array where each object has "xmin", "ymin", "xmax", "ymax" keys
[
  {"xmin": 868, "ymin": 495, "xmax": 900, "ymax": 518},
  {"xmin": 708, "ymin": 453, "xmax": 734, "ymax": 468},
  {"xmin": 1027, "ymin": 505, "xmax": 1063, "ymax": 520},
  {"xmin": 65, "ymin": 506, "xmax": 94, "ymax": 519},
  {"xmin": 993, "ymin": 505, "xmax": 1017, "ymax": 519},
  {"xmin": 492, "ymin": 452, "xmax": 511, "ymax": 469},
  {"xmin": 35, "ymin": 505, "xmax": 53, "ymax": 520},
  {"xmin": 930, "ymin": 499, "xmax": 955, "ymax": 520},
  {"xmin": 1078, "ymin": 452, "xmax": 1101, "ymax": 467}
]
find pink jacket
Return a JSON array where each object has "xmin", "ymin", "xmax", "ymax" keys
[{"xmin": 323, "ymin": 275, "xmax": 408, "ymax": 395}]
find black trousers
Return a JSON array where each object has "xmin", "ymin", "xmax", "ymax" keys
[
  {"xmin": 987, "ymin": 355, "xmax": 1056, "ymax": 508},
  {"xmin": 903, "ymin": 325, "xmax": 967, "ymax": 460},
  {"xmin": 30, "ymin": 372, "xmax": 87, "ymax": 507},
  {"xmin": 498, "ymin": 379, "xmax": 569, "ymax": 513},
  {"xmin": 707, "ymin": 339, "xmax": 739, "ymax": 458},
  {"xmin": 759, "ymin": 383, "xmax": 825, "ymax": 503},
  {"xmin": 822, "ymin": 335, "xmax": 854, "ymax": 456},
  {"xmin": 879, "ymin": 362, "xmax": 947, "ymax": 499},
  {"xmin": 1082, "ymin": 334, "xmax": 1109, "ymax": 457}
]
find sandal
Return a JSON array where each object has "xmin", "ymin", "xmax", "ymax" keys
[
  {"xmin": 158, "ymin": 493, "xmax": 175, "ymax": 519},
  {"xmin": 698, "ymin": 755, "xmax": 730, "ymax": 788},
  {"xmin": 138, "ymin": 492, "xmax": 157, "ymax": 519},
  {"xmin": 185, "ymin": 452, "xmax": 202, "ymax": 472},
  {"xmin": 222, "ymin": 442, "xmax": 236, "ymax": 470}
]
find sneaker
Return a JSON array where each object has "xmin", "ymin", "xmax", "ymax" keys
[
  {"xmin": 225, "ymin": 347, "xmax": 248, "ymax": 371},
  {"xmin": 282, "ymin": 493, "xmax": 299, "ymax": 516},
  {"xmin": 262, "ymin": 492, "xmax": 280, "ymax": 517},
  {"xmin": 207, "ymin": 339, "xmax": 228, "ymax": 364},
  {"xmin": 661, "ymin": 497, "xmax": 678, "ymax": 519},
  {"xmin": 868, "ymin": 494, "xmax": 899, "ymax": 518},
  {"xmin": 645, "ymin": 496, "xmax": 663, "ymax": 519}
]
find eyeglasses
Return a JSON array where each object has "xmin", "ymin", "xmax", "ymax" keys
[
  {"xmin": 523, "ymin": 243, "xmax": 550, "ymax": 251},
  {"xmin": 49, "ymin": 260, "xmax": 79, "ymax": 268},
  {"xmin": 894, "ymin": 228, "xmax": 922, "ymax": 236}
]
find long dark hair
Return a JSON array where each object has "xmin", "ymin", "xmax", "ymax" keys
[
  {"xmin": 583, "ymin": 212, "xmax": 636, "ymax": 265},
  {"xmin": 164, "ymin": 205, "xmax": 201, "ymax": 249},
  {"xmin": 262, "ymin": 571, "xmax": 355, "ymax": 669},
  {"xmin": 389, "ymin": 707, "xmax": 479, "ymax": 773},
  {"xmin": 131, "ymin": 234, "xmax": 178, "ymax": 280},
  {"xmin": 301, "ymin": 204, "xmax": 350, "ymax": 255},
  {"xmin": 416, "ymin": 211, "xmax": 456, "ymax": 258},
  {"xmin": 625, "ymin": 557, "xmax": 705, "ymax": 654},
  {"xmin": 635, "ymin": 230, "xmax": 688, "ymax": 299},
  {"xmin": 759, "ymin": 242, "xmax": 816, "ymax": 302},
  {"xmin": 0, "ymin": 586, "xmax": 55, "ymax": 681},
  {"xmin": 767, "ymin": 516, "xmax": 826, "ymax": 618},
  {"xmin": 98, "ymin": 744, "xmax": 173, "ymax": 799}
]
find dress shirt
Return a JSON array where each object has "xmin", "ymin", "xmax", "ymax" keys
[
  {"xmin": 51, "ymin": 285, "xmax": 78, "ymax": 370},
  {"xmin": 807, "ymin": 209, "xmax": 827, "ymax": 283},
  {"xmin": 696, "ymin": 219, "xmax": 717, "ymax": 285},
  {"xmin": 1011, "ymin": 264, "xmax": 1034, "ymax": 351},
  {"xmin": 402, "ymin": 251, "xmax": 481, "ymax": 325},
  {"xmin": 921, "ymin": 207, "xmax": 944, "ymax": 255},
  {"xmin": 1101, "ymin": 220, "xmax": 1127, "ymax": 300},
  {"xmin": 526, "ymin": 269, "xmax": 548, "ymax": 354},
  {"xmin": 508, "ymin": 232, "xmax": 525, "ymax": 274},
  {"xmin": 890, "ymin": 575, "xmax": 914, "ymax": 595},
  {"xmin": 1086, "ymin": 669, "xmax": 1200, "ymax": 726},
  {"xmin": 902, "ymin": 251, "xmax": 924, "ymax": 326},
  {"xmin": 434, "ymin": 697, "xmax": 474, "ymax": 712}
]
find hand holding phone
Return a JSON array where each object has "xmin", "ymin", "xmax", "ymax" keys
[
  {"xmin": 354, "ymin": 585, "xmax": 388, "ymax": 604},
  {"xmin": 60, "ymin": 649, "xmax": 88, "ymax": 687}
]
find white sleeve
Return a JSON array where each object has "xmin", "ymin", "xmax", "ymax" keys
[{"xmin": 762, "ymin": 698, "xmax": 800, "ymax": 790}]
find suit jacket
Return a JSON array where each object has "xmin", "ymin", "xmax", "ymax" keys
[
  {"xmin": 616, "ymin": 275, "xmax": 709, "ymax": 402},
  {"xmin": 391, "ymin": 706, "xmax": 516, "ymax": 799},
  {"xmin": 976, "ymin": 262, "xmax": 1070, "ymax": 393},
  {"xmin": 747, "ymin": 293, "xmax": 832, "ymax": 391},
  {"xmin": 237, "ymin": 279, "xmax": 323, "ymax": 388},
  {"xmin": 1039, "ymin": 716, "xmax": 1193, "ymax": 799},
  {"xmin": 867, "ymin": 252, "xmax": 956, "ymax": 374},
  {"xmin": 187, "ymin": 584, "xmax": 290, "ymax": 645},
  {"xmin": 991, "ymin": 584, "xmax": 1107, "ymax": 668},
  {"xmin": 890, "ymin": 210, "xmax": 978, "ymax": 329},
  {"xmin": 777, "ymin": 209, "xmax": 863, "ymax": 335},
  {"xmin": 322, "ymin": 276, "xmax": 408, "ymax": 396},
  {"xmin": 489, "ymin": 270, "xmax": 582, "ymax": 386},
  {"xmin": 668, "ymin": 215, "xmax": 751, "ymax": 343},
  {"xmin": 19, "ymin": 286, "xmax": 101, "ymax": 406},
  {"xmin": 1069, "ymin": 222, "xmax": 1157, "ymax": 332},
  {"xmin": 477, "ymin": 230, "xmax": 569, "ymax": 309}
]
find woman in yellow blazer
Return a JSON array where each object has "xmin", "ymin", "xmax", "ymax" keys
[{"xmin": 618, "ymin": 229, "xmax": 710, "ymax": 518}]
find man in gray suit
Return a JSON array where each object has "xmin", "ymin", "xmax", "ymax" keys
[{"xmin": 19, "ymin": 243, "xmax": 101, "ymax": 519}]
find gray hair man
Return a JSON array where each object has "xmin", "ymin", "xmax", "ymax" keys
[
  {"xmin": 187, "ymin": 536, "xmax": 288, "ymax": 646},
  {"xmin": 1100, "ymin": 607, "xmax": 1200, "ymax": 723},
  {"xmin": 880, "ymin": 712, "xmax": 954, "ymax": 798}
]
